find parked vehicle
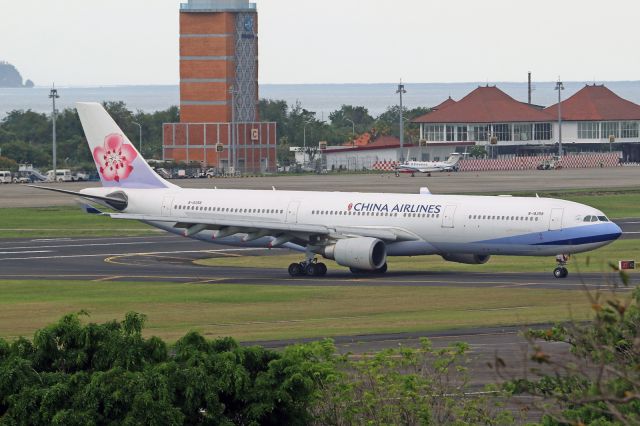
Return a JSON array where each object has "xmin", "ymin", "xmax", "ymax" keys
[
  {"xmin": 12, "ymin": 175, "xmax": 31, "ymax": 184},
  {"xmin": 72, "ymin": 171, "xmax": 90, "ymax": 181},
  {"xmin": 46, "ymin": 169, "xmax": 73, "ymax": 182},
  {"xmin": 0, "ymin": 171, "xmax": 12, "ymax": 183}
]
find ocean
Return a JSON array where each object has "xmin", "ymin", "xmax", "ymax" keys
[{"xmin": 1, "ymin": 81, "xmax": 640, "ymax": 120}]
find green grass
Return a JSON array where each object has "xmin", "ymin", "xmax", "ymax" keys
[
  {"xmin": 0, "ymin": 280, "xmax": 602, "ymax": 343},
  {"xmin": 0, "ymin": 206, "xmax": 157, "ymax": 238},
  {"xmin": 196, "ymin": 239, "xmax": 639, "ymax": 274}
]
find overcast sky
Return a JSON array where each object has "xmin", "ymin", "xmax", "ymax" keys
[{"xmin": 1, "ymin": 0, "xmax": 638, "ymax": 86}]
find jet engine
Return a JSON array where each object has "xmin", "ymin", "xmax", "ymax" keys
[
  {"xmin": 323, "ymin": 237, "xmax": 387, "ymax": 271},
  {"xmin": 440, "ymin": 253, "xmax": 491, "ymax": 265}
]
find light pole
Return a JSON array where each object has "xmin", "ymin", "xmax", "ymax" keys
[
  {"xmin": 228, "ymin": 85, "xmax": 238, "ymax": 173},
  {"xmin": 303, "ymin": 120, "xmax": 313, "ymax": 166},
  {"xmin": 344, "ymin": 118, "xmax": 355, "ymax": 145},
  {"xmin": 49, "ymin": 84, "xmax": 59, "ymax": 181},
  {"xmin": 555, "ymin": 78, "xmax": 564, "ymax": 157},
  {"xmin": 132, "ymin": 121, "xmax": 142, "ymax": 154},
  {"xmin": 396, "ymin": 81, "xmax": 407, "ymax": 162}
]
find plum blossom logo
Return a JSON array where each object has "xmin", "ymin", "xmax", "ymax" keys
[
  {"xmin": 93, "ymin": 134, "xmax": 137, "ymax": 182},
  {"xmin": 347, "ymin": 203, "xmax": 353, "ymax": 211}
]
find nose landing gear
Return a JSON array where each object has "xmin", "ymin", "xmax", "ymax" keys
[{"xmin": 553, "ymin": 254, "xmax": 570, "ymax": 279}]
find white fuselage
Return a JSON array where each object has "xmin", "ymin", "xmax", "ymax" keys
[{"xmin": 83, "ymin": 187, "xmax": 622, "ymax": 258}]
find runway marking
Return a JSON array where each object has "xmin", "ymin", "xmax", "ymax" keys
[
  {"xmin": 104, "ymin": 249, "xmax": 266, "ymax": 267},
  {"xmin": 30, "ymin": 238, "xmax": 71, "ymax": 242},
  {"xmin": 0, "ymin": 248, "xmax": 266, "ymax": 261},
  {"xmin": 92, "ymin": 276, "xmax": 125, "ymax": 282},
  {"xmin": 183, "ymin": 278, "xmax": 227, "ymax": 285},
  {"xmin": 0, "ymin": 250, "xmax": 52, "ymax": 255},
  {"xmin": 1, "ymin": 241, "xmax": 158, "ymax": 250}
]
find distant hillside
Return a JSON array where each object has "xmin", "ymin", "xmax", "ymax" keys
[{"xmin": 0, "ymin": 61, "xmax": 34, "ymax": 88}]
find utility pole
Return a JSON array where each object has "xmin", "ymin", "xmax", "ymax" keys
[
  {"xmin": 229, "ymin": 85, "xmax": 238, "ymax": 174},
  {"xmin": 303, "ymin": 120, "xmax": 312, "ymax": 167},
  {"xmin": 396, "ymin": 81, "xmax": 406, "ymax": 162},
  {"xmin": 555, "ymin": 78, "xmax": 564, "ymax": 157},
  {"xmin": 345, "ymin": 117, "xmax": 355, "ymax": 144},
  {"xmin": 49, "ymin": 84, "xmax": 59, "ymax": 181},
  {"xmin": 132, "ymin": 122, "xmax": 142, "ymax": 154}
]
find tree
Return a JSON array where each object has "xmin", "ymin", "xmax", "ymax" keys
[
  {"xmin": 0, "ymin": 312, "xmax": 334, "ymax": 425},
  {"xmin": 469, "ymin": 145, "xmax": 487, "ymax": 158},
  {"xmin": 498, "ymin": 271, "xmax": 640, "ymax": 425}
]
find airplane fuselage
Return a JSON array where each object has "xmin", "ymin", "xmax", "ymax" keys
[{"xmin": 83, "ymin": 187, "xmax": 621, "ymax": 258}]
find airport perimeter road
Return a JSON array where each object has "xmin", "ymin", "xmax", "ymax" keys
[
  {"xmin": 0, "ymin": 235, "xmax": 636, "ymax": 290},
  {"xmin": 4, "ymin": 166, "xmax": 640, "ymax": 208}
]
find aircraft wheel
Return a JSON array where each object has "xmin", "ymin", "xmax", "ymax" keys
[
  {"xmin": 316, "ymin": 263, "xmax": 328, "ymax": 276},
  {"xmin": 553, "ymin": 267, "xmax": 568, "ymax": 279},
  {"xmin": 288, "ymin": 263, "xmax": 303, "ymax": 277},
  {"xmin": 305, "ymin": 263, "xmax": 318, "ymax": 276}
]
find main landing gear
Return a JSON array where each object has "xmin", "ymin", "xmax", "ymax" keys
[
  {"xmin": 553, "ymin": 254, "xmax": 570, "ymax": 279},
  {"xmin": 288, "ymin": 258, "xmax": 328, "ymax": 277}
]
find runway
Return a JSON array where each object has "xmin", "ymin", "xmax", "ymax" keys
[{"xmin": 0, "ymin": 232, "xmax": 636, "ymax": 290}]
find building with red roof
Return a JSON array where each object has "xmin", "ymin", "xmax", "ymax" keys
[
  {"xmin": 544, "ymin": 85, "xmax": 640, "ymax": 153},
  {"xmin": 412, "ymin": 86, "xmax": 554, "ymax": 146},
  {"xmin": 410, "ymin": 84, "xmax": 640, "ymax": 161}
]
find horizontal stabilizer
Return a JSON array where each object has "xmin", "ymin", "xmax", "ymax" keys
[{"xmin": 28, "ymin": 185, "xmax": 128, "ymax": 210}]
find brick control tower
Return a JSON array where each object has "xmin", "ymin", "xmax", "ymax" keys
[
  {"xmin": 164, "ymin": 0, "xmax": 276, "ymax": 173},
  {"xmin": 180, "ymin": 0, "xmax": 258, "ymax": 123}
]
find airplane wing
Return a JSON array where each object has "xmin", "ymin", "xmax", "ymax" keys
[{"xmin": 109, "ymin": 213, "xmax": 420, "ymax": 245}]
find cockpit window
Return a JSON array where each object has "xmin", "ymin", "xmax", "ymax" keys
[
  {"xmin": 583, "ymin": 215, "xmax": 593, "ymax": 222},
  {"xmin": 591, "ymin": 216, "xmax": 598, "ymax": 222},
  {"xmin": 598, "ymin": 216, "xmax": 609, "ymax": 222}
]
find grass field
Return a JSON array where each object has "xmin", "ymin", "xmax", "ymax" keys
[
  {"xmin": 0, "ymin": 280, "xmax": 606, "ymax": 343},
  {"xmin": 196, "ymin": 239, "xmax": 639, "ymax": 275},
  {"xmin": 0, "ymin": 206, "xmax": 157, "ymax": 238}
]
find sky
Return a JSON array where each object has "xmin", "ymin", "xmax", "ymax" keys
[{"xmin": 1, "ymin": 0, "xmax": 638, "ymax": 86}]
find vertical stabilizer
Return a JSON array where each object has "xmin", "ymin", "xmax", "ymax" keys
[{"xmin": 76, "ymin": 102, "xmax": 175, "ymax": 189}]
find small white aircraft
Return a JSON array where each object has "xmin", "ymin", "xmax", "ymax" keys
[
  {"xmin": 32, "ymin": 104, "xmax": 621, "ymax": 279},
  {"xmin": 395, "ymin": 153, "xmax": 462, "ymax": 176}
]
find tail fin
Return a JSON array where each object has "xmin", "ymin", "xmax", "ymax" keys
[
  {"xmin": 446, "ymin": 153, "xmax": 461, "ymax": 165},
  {"xmin": 76, "ymin": 102, "xmax": 175, "ymax": 189}
]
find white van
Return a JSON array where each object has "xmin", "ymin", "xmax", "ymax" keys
[
  {"xmin": 46, "ymin": 169, "xmax": 73, "ymax": 182},
  {"xmin": 0, "ymin": 171, "xmax": 12, "ymax": 183}
]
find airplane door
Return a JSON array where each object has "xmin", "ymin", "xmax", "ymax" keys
[
  {"xmin": 285, "ymin": 201, "xmax": 300, "ymax": 224},
  {"xmin": 441, "ymin": 205, "xmax": 456, "ymax": 228},
  {"xmin": 549, "ymin": 208, "xmax": 564, "ymax": 231},
  {"xmin": 161, "ymin": 197, "xmax": 174, "ymax": 217}
]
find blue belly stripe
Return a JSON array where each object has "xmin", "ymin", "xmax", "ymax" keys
[
  {"xmin": 474, "ymin": 223, "xmax": 621, "ymax": 247},
  {"xmin": 533, "ymin": 232, "xmax": 621, "ymax": 246}
]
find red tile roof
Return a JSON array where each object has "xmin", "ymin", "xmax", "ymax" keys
[
  {"xmin": 433, "ymin": 96, "xmax": 457, "ymax": 110},
  {"xmin": 411, "ymin": 97, "xmax": 456, "ymax": 122},
  {"xmin": 412, "ymin": 86, "xmax": 553, "ymax": 124},
  {"xmin": 367, "ymin": 135, "xmax": 401, "ymax": 147},
  {"xmin": 545, "ymin": 84, "xmax": 640, "ymax": 121}
]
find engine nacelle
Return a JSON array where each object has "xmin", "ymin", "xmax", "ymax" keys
[
  {"xmin": 441, "ymin": 253, "xmax": 491, "ymax": 265},
  {"xmin": 323, "ymin": 237, "xmax": 387, "ymax": 271}
]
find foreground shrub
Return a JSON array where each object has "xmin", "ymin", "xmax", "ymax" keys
[
  {"xmin": 501, "ymin": 271, "xmax": 640, "ymax": 425},
  {"xmin": 0, "ymin": 312, "xmax": 326, "ymax": 425}
]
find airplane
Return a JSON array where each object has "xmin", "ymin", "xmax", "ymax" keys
[
  {"xmin": 395, "ymin": 153, "xmax": 462, "ymax": 176},
  {"xmin": 31, "ymin": 103, "xmax": 622, "ymax": 279}
]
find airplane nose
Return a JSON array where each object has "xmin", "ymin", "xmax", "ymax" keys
[{"xmin": 613, "ymin": 222, "xmax": 623, "ymax": 239}]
